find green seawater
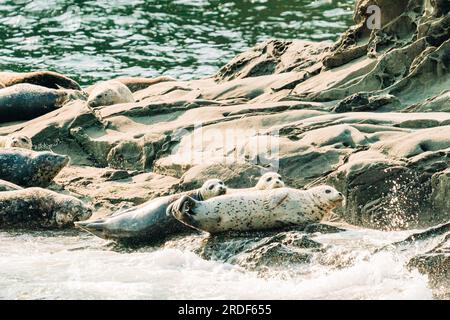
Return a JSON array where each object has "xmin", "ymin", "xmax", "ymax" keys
[{"xmin": 0, "ymin": 0, "xmax": 354, "ymax": 86}]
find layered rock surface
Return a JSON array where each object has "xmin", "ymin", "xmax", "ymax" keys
[
  {"xmin": 1, "ymin": 0, "xmax": 449, "ymax": 231},
  {"xmin": 0, "ymin": 0, "xmax": 448, "ymax": 295}
]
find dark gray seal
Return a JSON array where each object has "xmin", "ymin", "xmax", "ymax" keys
[
  {"xmin": 0, "ymin": 84, "xmax": 86, "ymax": 123},
  {"xmin": 0, "ymin": 71, "xmax": 81, "ymax": 90},
  {"xmin": 0, "ymin": 134, "xmax": 32, "ymax": 149},
  {"xmin": 75, "ymin": 179, "xmax": 227, "ymax": 244},
  {"xmin": 0, "ymin": 149, "xmax": 69, "ymax": 188},
  {"xmin": 0, "ymin": 188, "xmax": 92, "ymax": 229}
]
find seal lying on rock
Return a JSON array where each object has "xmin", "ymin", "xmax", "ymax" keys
[
  {"xmin": 0, "ymin": 84, "xmax": 86, "ymax": 123},
  {"xmin": 0, "ymin": 188, "xmax": 92, "ymax": 229},
  {"xmin": 171, "ymin": 185, "xmax": 344, "ymax": 234},
  {"xmin": 0, "ymin": 149, "xmax": 69, "ymax": 187},
  {"xmin": 87, "ymin": 80, "xmax": 135, "ymax": 108},
  {"xmin": 75, "ymin": 179, "xmax": 227, "ymax": 244},
  {"xmin": 114, "ymin": 76, "xmax": 176, "ymax": 93},
  {"xmin": 0, "ymin": 179, "xmax": 23, "ymax": 192},
  {"xmin": 255, "ymin": 172, "xmax": 285, "ymax": 189},
  {"xmin": 0, "ymin": 134, "xmax": 32, "ymax": 149},
  {"xmin": 227, "ymin": 172, "xmax": 285, "ymax": 194},
  {"xmin": 0, "ymin": 71, "xmax": 81, "ymax": 90}
]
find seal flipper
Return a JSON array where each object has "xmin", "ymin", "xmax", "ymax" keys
[
  {"xmin": 169, "ymin": 195, "xmax": 200, "ymax": 229},
  {"xmin": 263, "ymin": 188, "xmax": 290, "ymax": 211},
  {"xmin": 74, "ymin": 220, "xmax": 109, "ymax": 238}
]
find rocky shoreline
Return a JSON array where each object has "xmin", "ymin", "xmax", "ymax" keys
[{"xmin": 0, "ymin": 0, "xmax": 449, "ymax": 295}]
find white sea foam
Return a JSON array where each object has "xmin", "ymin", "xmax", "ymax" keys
[{"xmin": 0, "ymin": 229, "xmax": 434, "ymax": 300}]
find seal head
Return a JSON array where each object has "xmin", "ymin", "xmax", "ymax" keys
[
  {"xmin": 198, "ymin": 178, "xmax": 227, "ymax": 200},
  {"xmin": 87, "ymin": 80, "xmax": 135, "ymax": 108},
  {"xmin": 4, "ymin": 134, "xmax": 32, "ymax": 149},
  {"xmin": 54, "ymin": 193, "xmax": 93, "ymax": 226},
  {"xmin": 30, "ymin": 152, "xmax": 70, "ymax": 187},
  {"xmin": 255, "ymin": 172, "xmax": 285, "ymax": 190},
  {"xmin": 307, "ymin": 185, "xmax": 344, "ymax": 212}
]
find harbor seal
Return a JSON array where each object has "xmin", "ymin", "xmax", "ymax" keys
[
  {"xmin": 114, "ymin": 76, "xmax": 176, "ymax": 93},
  {"xmin": 0, "ymin": 179, "xmax": 23, "ymax": 192},
  {"xmin": 87, "ymin": 80, "xmax": 135, "ymax": 108},
  {"xmin": 227, "ymin": 172, "xmax": 285, "ymax": 194},
  {"xmin": 255, "ymin": 172, "xmax": 284, "ymax": 190},
  {"xmin": 0, "ymin": 134, "xmax": 32, "ymax": 149},
  {"xmin": 170, "ymin": 185, "xmax": 344, "ymax": 234},
  {"xmin": 0, "ymin": 149, "xmax": 69, "ymax": 187},
  {"xmin": 0, "ymin": 188, "xmax": 92, "ymax": 229},
  {"xmin": 0, "ymin": 71, "xmax": 81, "ymax": 90},
  {"xmin": 75, "ymin": 179, "xmax": 227, "ymax": 244},
  {"xmin": 0, "ymin": 84, "xmax": 86, "ymax": 123}
]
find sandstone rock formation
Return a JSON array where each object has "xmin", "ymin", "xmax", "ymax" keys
[{"xmin": 1, "ymin": 0, "xmax": 448, "ymax": 232}]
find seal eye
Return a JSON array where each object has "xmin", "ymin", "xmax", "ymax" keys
[
  {"xmin": 325, "ymin": 189, "xmax": 332, "ymax": 194},
  {"xmin": 266, "ymin": 177, "xmax": 272, "ymax": 182},
  {"xmin": 208, "ymin": 185, "xmax": 214, "ymax": 190},
  {"xmin": 21, "ymin": 138, "xmax": 28, "ymax": 143}
]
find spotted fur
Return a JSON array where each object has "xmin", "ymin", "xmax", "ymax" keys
[{"xmin": 171, "ymin": 185, "xmax": 344, "ymax": 233}]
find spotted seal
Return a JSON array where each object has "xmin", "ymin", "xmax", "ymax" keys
[
  {"xmin": 0, "ymin": 134, "xmax": 32, "ymax": 149},
  {"xmin": 75, "ymin": 179, "xmax": 227, "ymax": 244},
  {"xmin": 0, "ymin": 149, "xmax": 69, "ymax": 187},
  {"xmin": 0, "ymin": 71, "xmax": 81, "ymax": 90},
  {"xmin": 0, "ymin": 84, "xmax": 86, "ymax": 123},
  {"xmin": 227, "ymin": 172, "xmax": 285, "ymax": 195},
  {"xmin": 170, "ymin": 185, "xmax": 344, "ymax": 234},
  {"xmin": 114, "ymin": 76, "xmax": 176, "ymax": 93},
  {"xmin": 255, "ymin": 172, "xmax": 285, "ymax": 190},
  {"xmin": 0, "ymin": 188, "xmax": 92, "ymax": 229},
  {"xmin": 87, "ymin": 80, "xmax": 135, "ymax": 108}
]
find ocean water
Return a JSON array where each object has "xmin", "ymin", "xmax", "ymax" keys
[
  {"xmin": 0, "ymin": 227, "xmax": 435, "ymax": 300},
  {"xmin": 0, "ymin": 0, "xmax": 354, "ymax": 85}
]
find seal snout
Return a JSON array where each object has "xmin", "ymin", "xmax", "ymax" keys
[
  {"xmin": 332, "ymin": 191, "xmax": 345, "ymax": 207},
  {"xmin": 218, "ymin": 185, "xmax": 227, "ymax": 195}
]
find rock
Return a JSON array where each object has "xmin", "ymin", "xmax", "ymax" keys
[
  {"xmin": 53, "ymin": 166, "xmax": 179, "ymax": 219},
  {"xmin": 333, "ymin": 93, "xmax": 400, "ymax": 113},
  {"xmin": 431, "ymin": 169, "xmax": 450, "ymax": 215},
  {"xmin": 409, "ymin": 250, "xmax": 450, "ymax": 298},
  {"xmin": 214, "ymin": 40, "xmax": 329, "ymax": 83},
  {"xmin": 194, "ymin": 228, "xmax": 327, "ymax": 271},
  {"xmin": 101, "ymin": 169, "xmax": 132, "ymax": 181},
  {"xmin": 404, "ymin": 91, "xmax": 450, "ymax": 112},
  {"xmin": 0, "ymin": 0, "xmax": 449, "ymax": 233}
]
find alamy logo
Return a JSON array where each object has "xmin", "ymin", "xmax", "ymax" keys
[
  {"xmin": 168, "ymin": 124, "xmax": 280, "ymax": 174},
  {"xmin": 366, "ymin": 5, "xmax": 381, "ymax": 30}
]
